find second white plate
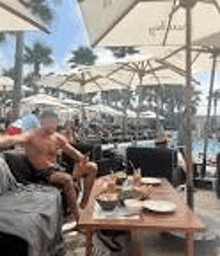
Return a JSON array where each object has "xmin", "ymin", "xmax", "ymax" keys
[
  {"xmin": 142, "ymin": 200, "xmax": 177, "ymax": 213},
  {"xmin": 141, "ymin": 177, "xmax": 162, "ymax": 185}
]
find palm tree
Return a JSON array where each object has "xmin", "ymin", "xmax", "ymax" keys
[
  {"xmin": 19, "ymin": 0, "xmax": 55, "ymax": 24},
  {"xmin": 2, "ymin": 67, "xmax": 15, "ymax": 81},
  {"xmin": 23, "ymin": 42, "xmax": 54, "ymax": 78},
  {"xmin": 106, "ymin": 46, "xmax": 139, "ymax": 59},
  {"xmin": 0, "ymin": 1, "xmax": 58, "ymax": 116},
  {"xmin": 211, "ymin": 89, "xmax": 220, "ymax": 132},
  {"xmin": 68, "ymin": 46, "xmax": 97, "ymax": 68}
]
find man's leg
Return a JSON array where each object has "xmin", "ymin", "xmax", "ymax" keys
[
  {"xmin": 74, "ymin": 162, "xmax": 97, "ymax": 209},
  {"xmin": 49, "ymin": 171, "xmax": 79, "ymax": 221}
]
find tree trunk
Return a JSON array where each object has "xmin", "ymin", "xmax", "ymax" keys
[
  {"xmin": 214, "ymin": 99, "xmax": 218, "ymax": 134},
  {"xmin": 34, "ymin": 62, "xmax": 40, "ymax": 78},
  {"xmin": 13, "ymin": 31, "xmax": 24, "ymax": 117}
]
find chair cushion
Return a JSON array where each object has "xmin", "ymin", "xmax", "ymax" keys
[
  {"xmin": 126, "ymin": 147, "xmax": 177, "ymax": 183},
  {"xmin": 3, "ymin": 151, "xmax": 33, "ymax": 184},
  {"xmin": 0, "ymin": 154, "xmax": 18, "ymax": 194}
]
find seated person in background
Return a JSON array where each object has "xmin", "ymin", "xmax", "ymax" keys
[
  {"xmin": 155, "ymin": 132, "xmax": 187, "ymax": 173},
  {"xmin": 6, "ymin": 108, "xmax": 40, "ymax": 136},
  {"xmin": 0, "ymin": 110, "xmax": 97, "ymax": 222},
  {"xmin": 155, "ymin": 133, "xmax": 187, "ymax": 185}
]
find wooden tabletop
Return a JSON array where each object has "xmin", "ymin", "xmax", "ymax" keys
[{"xmin": 78, "ymin": 177, "xmax": 204, "ymax": 232}]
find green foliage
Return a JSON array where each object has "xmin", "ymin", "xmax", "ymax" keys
[
  {"xmin": 0, "ymin": 33, "xmax": 6, "ymax": 43},
  {"xmin": 23, "ymin": 42, "xmax": 54, "ymax": 78},
  {"xmin": 68, "ymin": 46, "xmax": 97, "ymax": 68},
  {"xmin": 106, "ymin": 46, "xmax": 139, "ymax": 59},
  {"xmin": 18, "ymin": 0, "xmax": 54, "ymax": 24},
  {"xmin": 2, "ymin": 67, "xmax": 15, "ymax": 80}
]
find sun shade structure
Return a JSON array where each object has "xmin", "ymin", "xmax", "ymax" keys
[
  {"xmin": 0, "ymin": 76, "xmax": 14, "ymax": 92},
  {"xmin": 20, "ymin": 94, "xmax": 66, "ymax": 108},
  {"xmin": 107, "ymin": 54, "xmax": 200, "ymax": 87},
  {"xmin": 59, "ymin": 66, "xmax": 127, "ymax": 94},
  {"xmin": 38, "ymin": 66, "xmax": 127, "ymax": 95},
  {"xmin": 78, "ymin": 0, "xmax": 220, "ymax": 47},
  {"xmin": 0, "ymin": 0, "xmax": 49, "ymax": 33},
  {"xmin": 77, "ymin": 0, "xmax": 220, "ymax": 210}
]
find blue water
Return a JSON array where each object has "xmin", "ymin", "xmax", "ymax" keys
[
  {"xmin": 138, "ymin": 139, "xmax": 220, "ymax": 160},
  {"xmin": 192, "ymin": 140, "xmax": 220, "ymax": 159}
]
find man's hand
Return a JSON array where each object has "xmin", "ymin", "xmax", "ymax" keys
[{"xmin": 72, "ymin": 154, "xmax": 89, "ymax": 180}]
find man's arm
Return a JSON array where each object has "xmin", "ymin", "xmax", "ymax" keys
[
  {"xmin": 57, "ymin": 134, "xmax": 85, "ymax": 162},
  {"xmin": 0, "ymin": 133, "xmax": 28, "ymax": 145}
]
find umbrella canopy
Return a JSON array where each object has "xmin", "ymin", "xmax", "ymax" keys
[
  {"xmin": 61, "ymin": 98, "xmax": 86, "ymax": 107},
  {"xmin": 107, "ymin": 55, "xmax": 200, "ymax": 87},
  {"xmin": 21, "ymin": 85, "xmax": 33, "ymax": 92},
  {"xmin": 88, "ymin": 104, "xmax": 124, "ymax": 116},
  {"xmin": 140, "ymin": 110, "xmax": 164, "ymax": 120},
  {"xmin": 0, "ymin": 76, "xmax": 14, "ymax": 91},
  {"xmin": 126, "ymin": 109, "xmax": 137, "ymax": 118},
  {"xmin": 0, "ymin": 0, "xmax": 49, "ymax": 33},
  {"xmin": 78, "ymin": 0, "xmax": 220, "ymax": 211},
  {"xmin": 138, "ymin": 45, "xmax": 220, "ymax": 73},
  {"xmin": 38, "ymin": 66, "xmax": 126, "ymax": 95},
  {"xmin": 20, "ymin": 94, "xmax": 66, "ymax": 108},
  {"xmin": 37, "ymin": 74, "xmax": 69, "ymax": 88},
  {"xmin": 59, "ymin": 66, "xmax": 127, "ymax": 94},
  {"xmin": 78, "ymin": 0, "xmax": 220, "ymax": 47}
]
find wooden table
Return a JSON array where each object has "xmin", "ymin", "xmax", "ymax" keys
[{"xmin": 78, "ymin": 177, "xmax": 204, "ymax": 256}]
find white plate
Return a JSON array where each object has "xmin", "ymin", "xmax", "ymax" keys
[
  {"xmin": 141, "ymin": 177, "xmax": 162, "ymax": 185},
  {"xmin": 124, "ymin": 199, "xmax": 144, "ymax": 211},
  {"xmin": 142, "ymin": 200, "xmax": 177, "ymax": 213}
]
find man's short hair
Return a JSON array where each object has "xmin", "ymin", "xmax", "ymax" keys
[{"xmin": 40, "ymin": 110, "xmax": 58, "ymax": 121}]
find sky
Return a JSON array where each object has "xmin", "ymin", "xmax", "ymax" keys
[
  {"xmin": 0, "ymin": 0, "xmax": 89, "ymax": 73},
  {"xmin": 0, "ymin": 0, "xmax": 220, "ymax": 115}
]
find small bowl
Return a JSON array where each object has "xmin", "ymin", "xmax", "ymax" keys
[{"xmin": 96, "ymin": 193, "xmax": 119, "ymax": 211}]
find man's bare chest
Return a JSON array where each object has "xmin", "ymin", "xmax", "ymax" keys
[{"xmin": 29, "ymin": 135, "xmax": 59, "ymax": 155}]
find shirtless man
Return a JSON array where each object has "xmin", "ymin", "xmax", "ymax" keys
[{"xmin": 0, "ymin": 110, "xmax": 97, "ymax": 221}]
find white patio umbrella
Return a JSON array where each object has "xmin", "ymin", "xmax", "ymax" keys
[
  {"xmin": 21, "ymin": 85, "xmax": 33, "ymax": 92},
  {"xmin": 55, "ymin": 66, "xmax": 127, "ymax": 132},
  {"xmin": 78, "ymin": 0, "xmax": 220, "ymax": 48},
  {"xmin": 0, "ymin": 76, "xmax": 14, "ymax": 92},
  {"xmin": 0, "ymin": 0, "xmax": 49, "ymax": 33},
  {"xmin": 106, "ymin": 54, "xmax": 200, "ymax": 143},
  {"xmin": 78, "ymin": 0, "xmax": 220, "ymax": 210},
  {"xmin": 20, "ymin": 94, "xmax": 66, "ymax": 108},
  {"xmin": 140, "ymin": 110, "xmax": 164, "ymax": 120},
  {"xmin": 88, "ymin": 104, "xmax": 124, "ymax": 116},
  {"xmin": 60, "ymin": 98, "xmax": 85, "ymax": 107}
]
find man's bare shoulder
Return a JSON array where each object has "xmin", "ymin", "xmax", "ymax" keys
[{"xmin": 26, "ymin": 129, "xmax": 41, "ymax": 139}]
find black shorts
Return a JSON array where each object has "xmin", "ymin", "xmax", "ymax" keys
[{"xmin": 27, "ymin": 161, "xmax": 67, "ymax": 185}]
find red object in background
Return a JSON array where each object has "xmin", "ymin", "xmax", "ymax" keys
[{"xmin": 7, "ymin": 127, "xmax": 22, "ymax": 136}]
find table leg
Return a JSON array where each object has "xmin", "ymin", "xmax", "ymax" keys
[
  {"xmin": 85, "ymin": 229, "xmax": 93, "ymax": 256},
  {"xmin": 127, "ymin": 229, "xmax": 142, "ymax": 256},
  {"xmin": 185, "ymin": 232, "xmax": 194, "ymax": 256}
]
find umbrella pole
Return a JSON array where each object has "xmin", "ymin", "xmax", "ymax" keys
[
  {"xmin": 201, "ymin": 54, "xmax": 217, "ymax": 178},
  {"xmin": 80, "ymin": 83, "xmax": 86, "ymax": 138},
  {"xmin": 135, "ymin": 75, "xmax": 143, "ymax": 146},
  {"xmin": 156, "ymin": 85, "xmax": 162, "ymax": 133},
  {"xmin": 13, "ymin": 31, "xmax": 24, "ymax": 118},
  {"xmin": 185, "ymin": 1, "xmax": 194, "ymax": 210}
]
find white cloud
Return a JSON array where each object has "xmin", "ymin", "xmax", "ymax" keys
[{"xmin": 95, "ymin": 48, "xmax": 116, "ymax": 65}]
